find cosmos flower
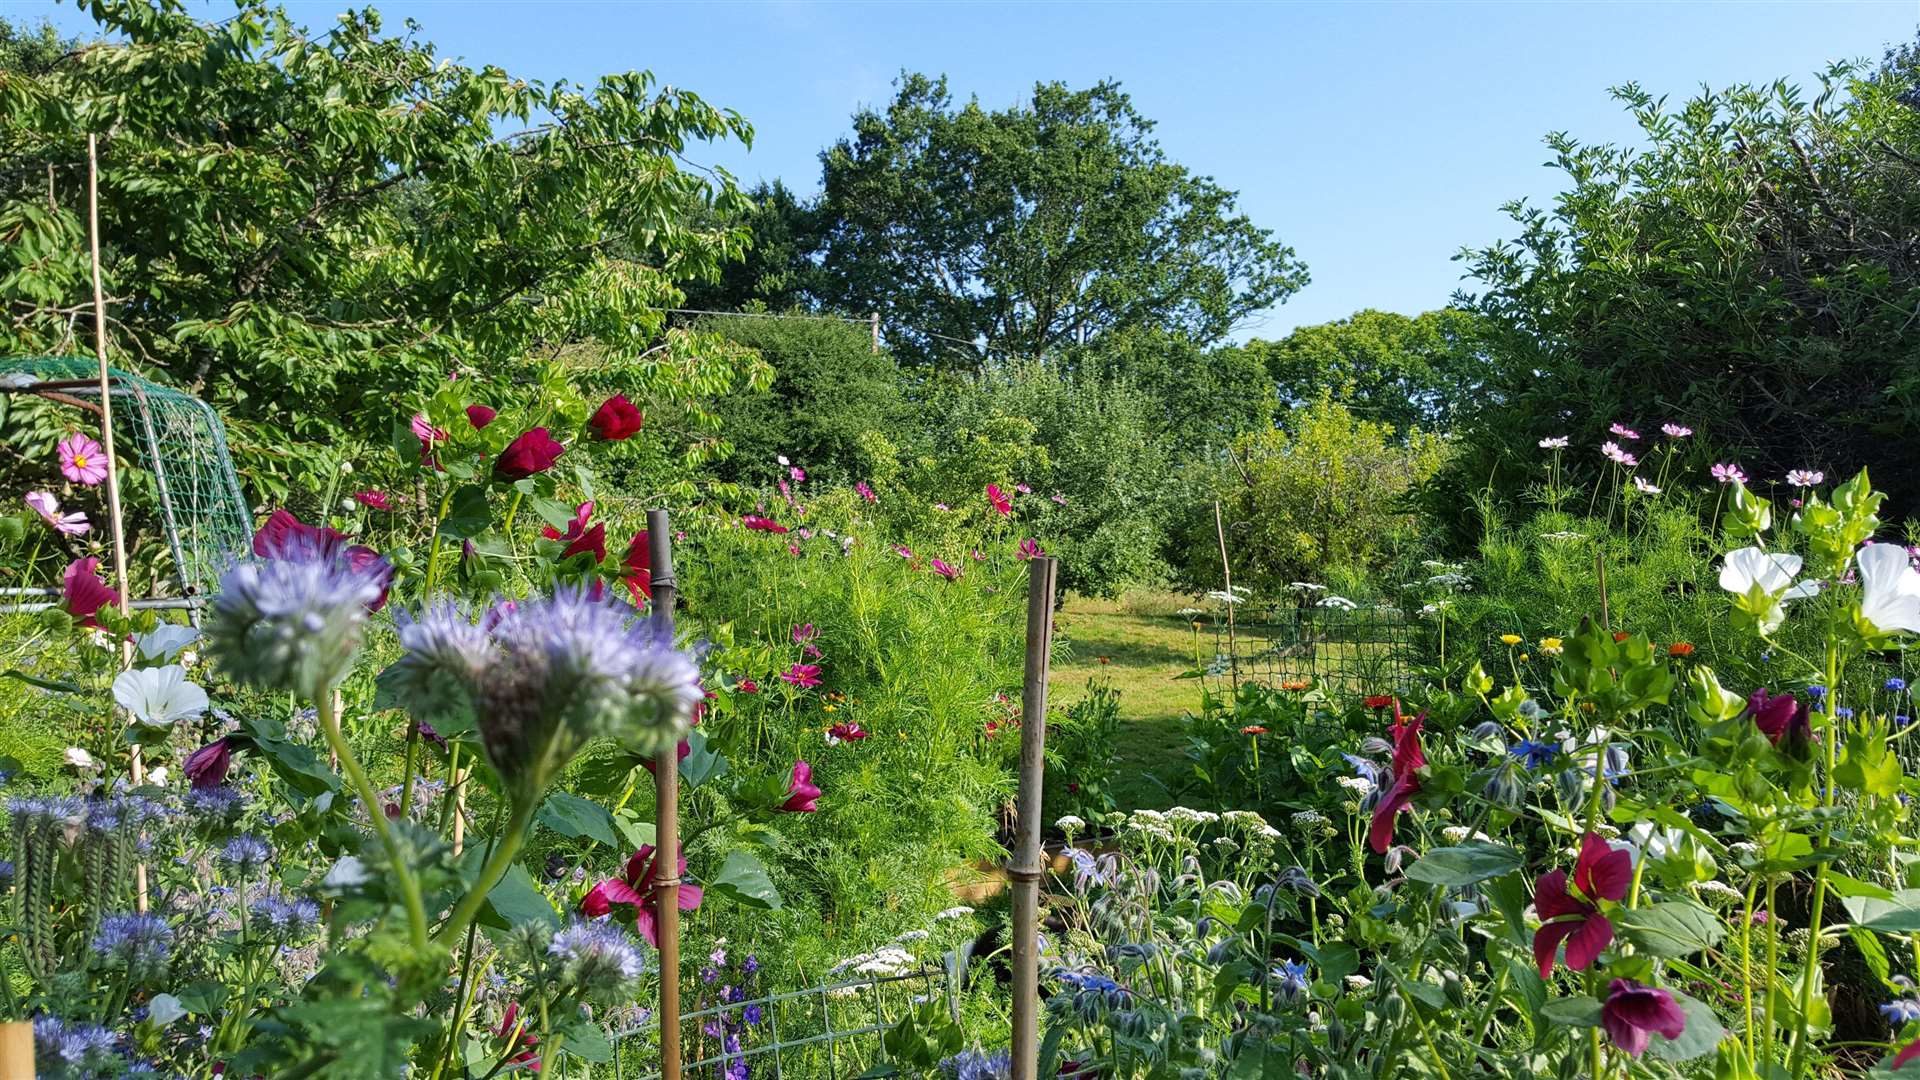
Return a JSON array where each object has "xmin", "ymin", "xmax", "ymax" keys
[
  {"xmin": 1609, "ymin": 423, "xmax": 1640, "ymax": 440},
  {"xmin": 1601, "ymin": 979, "xmax": 1688, "ymax": 1058},
  {"xmin": 252, "ymin": 509, "xmax": 393, "ymax": 611},
  {"xmin": 779, "ymin": 761, "xmax": 821, "ymax": 812},
  {"xmin": 930, "ymin": 559, "xmax": 961, "ymax": 581},
  {"xmin": 1533, "ymin": 833, "xmax": 1631, "ymax": 977},
  {"xmin": 781, "ymin": 663, "xmax": 822, "ymax": 689},
  {"xmin": 24, "ymin": 491, "xmax": 88, "ymax": 535},
  {"xmin": 1719, "ymin": 547, "xmax": 1822, "ymax": 603},
  {"xmin": 588, "ymin": 395, "xmax": 644, "ymax": 441},
  {"xmin": 1786, "ymin": 469, "xmax": 1824, "ymax": 487},
  {"xmin": 410, "ymin": 413, "xmax": 449, "ymax": 468},
  {"xmin": 1368, "ymin": 710, "xmax": 1425, "ymax": 853},
  {"xmin": 792, "ymin": 623, "xmax": 819, "ymax": 644},
  {"xmin": 1538, "ymin": 436, "xmax": 1569, "ymax": 449},
  {"xmin": 57, "ymin": 433, "xmax": 108, "ymax": 486},
  {"xmin": 1633, "ymin": 477, "xmax": 1661, "ymax": 494},
  {"xmin": 742, "ymin": 515, "xmax": 789, "ymax": 534},
  {"xmin": 580, "ymin": 844, "xmax": 703, "ymax": 948},
  {"xmin": 855, "ymin": 481, "xmax": 878, "ymax": 504},
  {"xmin": 352, "ymin": 490, "xmax": 392, "ymax": 511},
  {"xmin": 1600, "ymin": 441, "xmax": 1637, "ymax": 466},
  {"xmin": 987, "ymin": 484, "xmax": 1012, "ymax": 516},
  {"xmin": 1711, "ymin": 463, "xmax": 1748, "ymax": 485},
  {"xmin": 1017, "ymin": 538, "xmax": 1044, "ymax": 561},
  {"xmin": 1661, "ymin": 423, "xmax": 1692, "ymax": 438},
  {"xmin": 825, "ymin": 722, "xmax": 868, "ymax": 745},
  {"xmin": 61, "ymin": 557, "xmax": 119, "ymax": 628}
]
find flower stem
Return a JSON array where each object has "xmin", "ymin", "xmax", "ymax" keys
[
  {"xmin": 318, "ymin": 691, "xmax": 430, "ymax": 953},
  {"xmin": 437, "ymin": 797, "xmax": 536, "ymax": 945},
  {"xmin": 1789, "ymin": 641, "xmax": 1844, "ymax": 1074}
]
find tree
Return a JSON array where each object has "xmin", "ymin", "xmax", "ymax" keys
[
  {"xmin": 1243, "ymin": 308, "xmax": 1490, "ymax": 433},
  {"xmin": 675, "ymin": 179, "xmax": 823, "ymax": 315},
  {"xmin": 1436, "ymin": 47, "xmax": 1920, "ymax": 542},
  {"xmin": 0, "ymin": 1, "xmax": 764, "ymax": 498},
  {"xmin": 811, "ymin": 72, "xmax": 1307, "ymax": 366}
]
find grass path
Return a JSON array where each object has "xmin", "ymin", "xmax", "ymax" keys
[{"xmin": 1046, "ymin": 594, "xmax": 1211, "ymax": 810}]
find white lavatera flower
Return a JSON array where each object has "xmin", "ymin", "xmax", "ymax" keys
[
  {"xmin": 1718, "ymin": 547, "xmax": 1823, "ymax": 600},
  {"xmin": 135, "ymin": 624, "xmax": 199, "ymax": 662},
  {"xmin": 113, "ymin": 664, "xmax": 210, "ymax": 728},
  {"xmin": 1857, "ymin": 542, "xmax": 1920, "ymax": 635}
]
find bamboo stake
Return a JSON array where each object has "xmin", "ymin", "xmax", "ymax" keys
[
  {"xmin": 1213, "ymin": 501, "xmax": 1239, "ymax": 692},
  {"xmin": 88, "ymin": 133, "xmax": 146, "ymax": 914},
  {"xmin": 1010, "ymin": 555, "xmax": 1058, "ymax": 1080},
  {"xmin": 0, "ymin": 1020, "xmax": 32, "ymax": 1077},
  {"xmin": 647, "ymin": 511, "xmax": 683, "ymax": 1080}
]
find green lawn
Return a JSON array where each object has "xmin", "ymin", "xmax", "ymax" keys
[{"xmin": 1048, "ymin": 593, "xmax": 1213, "ymax": 810}]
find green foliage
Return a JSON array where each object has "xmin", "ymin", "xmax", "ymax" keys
[{"xmin": 1241, "ymin": 308, "xmax": 1490, "ymax": 433}]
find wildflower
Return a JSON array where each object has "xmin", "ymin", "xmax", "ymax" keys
[
  {"xmin": 782, "ymin": 663, "xmax": 822, "ymax": 689},
  {"xmin": 1500, "ymin": 633, "xmax": 1522, "ymax": 645},
  {"xmin": 1280, "ymin": 678, "xmax": 1310, "ymax": 691},
  {"xmin": 1858, "ymin": 542, "xmax": 1920, "ymax": 635},
  {"xmin": 587, "ymin": 395, "xmax": 644, "ymax": 441},
  {"xmin": 184, "ymin": 737, "xmax": 236, "ymax": 789},
  {"xmin": 252, "ymin": 509, "xmax": 393, "ymax": 610},
  {"xmin": 250, "ymin": 894, "xmax": 322, "ymax": 939},
  {"xmin": 1600, "ymin": 979, "xmax": 1688, "ymax": 1058},
  {"xmin": 792, "ymin": 623, "xmax": 819, "ymax": 645},
  {"xmin": 1601, "ymin": 441, "xmax": 1637, "ymax": 466},
  {"xmin": 1787, "ymin": 469, "xmax": 1824, "ymax": 487},
  {"xmin": 987, "ymin": 484, "xmax": 1012, "ymax": 516},
  {"xmin": 61, "ymin": 556, "xmax": 119, "ymax": 628},
  {"xmin": 220, "ymin": 834, "xmax": 273, "ymax": 874},
  {"xmin": 742, "ymin": 514, "xmax": 789, "ymax": 534},
  {"xmin": 930, "ymin": 558, "xmax": 961, "ymax": 581},
  {"xmin": 1883, "ymin": 999, "xmax": 1920, "ymax": 1026},
  {"xmin": 1538, "ymin": 436, "xmax": 1569, "ymax": 449},
  {"xmin": 856, "ymin": 481, "xmax": 878, "ymax": 503},
  {"xmin": 1368, "ymin": 710, "xmax": 1425, "ymax": 853},
  {"xmin": 625, "ymin": 529, "xmax": 653, "ymax": 603},
  {"xmin": 1240, "ymin": 724, "xmax": 1267, "ymax": 735},
  {"xmin": 1896, "ymin": 1039, "xmax": 1920, "ymax": 1068},
  {"xmin": 1017, "ymin": 538, "xmax": 1044, "ymax": 561},
  {"xmin": 206, "ymin": 544, "xmax": 388, "ymax": 699},
  {"xmin": 1050, "ymin": 492, "xmax": 1068, "ymax": 505},
  {"xmin": 1056, "ymin": 815, "xmax": 1085, "ymax": 834},
  {"xmin": 580, "ymin": 844, "xmax": 703, "ymax": 947},
  {"xmin": 738, "ymin": 678, "xmax": 759, "ymax": 694},
  {"xmin": 112, "ymin": 665, "xmax": 209, "ymax": 728},
  {"xmin": 24, "ymin": 491, "xmax": 88, "ymax": 535},
  {"xmin": 779, "ymin": 761, "xmax": 821, "ymax": 812},
  {"xmin": 1710, "ymin": 463, "xmax": 1748, "ymax": 485},
  {"xmin": 824, "ymin": 722, "xmax": 868, "ymax": 746},
  {"xmin": 1510, "ymin": 739, "xmax": 1557, "ymax": 770},
  {"xmin": 1319, "ymin": 595, "xmax": 1358, "ymax": 610},
  {"xmin": 1720, "ymin": 547, "xmax": 1822, "ymax": 603},
  {"xmin": 1271, "ymin": 960, "xmax": 1311, "ymax": 1003},
  {"xmin": 1539, "ymin": 637, "xmax": 1564, "ymax": 655},
  {"xmin": 1344, "ymin": 975, "xmax": 1373, "ymax": 992},
  {"xmin": 1747, "ymin": 689, "xmax": 1809, "ymax": 750},
  {"xmin": 1661, "ymin": 423, "xmax": 1692, "ymax": 438},
  {"xmin": 1633, "ymin": 477, "xmax": 1661, "ymax": 495},
  {"xmin": 347, "ymin": 489, "xmax": 393, "ymax": 513},
  {"xmin": 91, "ymin": 912, "xmax": 172, "ymax": 976},
  {"xmin": 1533, "ymin": 832, "xmax": 1630, "ymax": 977},
  {"xmin": 940, "ymin": 1048, "xmax": 1012, "ymax": 1080},
  {"xmin": 57, "ymin": 433, "xmax": 108, "ymax": 485},
  {"xmin": 934, "ymin": 906, "xmax": 973, "ymax": 921},
  {"xmin": 458, "ymin": 403, "xmax": 495, "ymax": 430},
  {"xmin": 1609, "ymin": 423, "xmax": 1640, "ymax": 440},
  {"xmin": 493, "ymin": 427, "xmax": 566, "ymax": 480}
]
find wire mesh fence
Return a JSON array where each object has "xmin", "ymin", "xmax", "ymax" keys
[{"xmin": 1206, "ymin": 600, "xmax": 1415, "ymax": 699}]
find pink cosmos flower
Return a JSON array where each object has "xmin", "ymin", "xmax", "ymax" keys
[
  {"xmin": 1601, "ymin": 979, "xmax": 1688, "ymax": 1058},
  {"xmin": 252, "ymin": 509, "xmax": 396, "ymax": 611},
  {"xmin": 825, "ymin": 722, "xmax": 869, "ymax": 745},
  {"xmin": 1015, "ymin": 482, "xmax": 1032, "ymax": 494},
  {"xmin": 893, "ymin": 544, "xmax": 913, "ymax": 560},
  {"xmin": 789, "ymin": 466, "xmax": 806, "ymax": 484},
  {"xmin": 792, "ymin": 623, "xmax": 819, "ymax": 644},
  {"xmin": 353, "ymin": 490, "xmax": 392, "ymax": 511},
  {"xmin": 1711, "ymin": 463, "xmax": 1747, "ymax": 485},
  {"xmin": 1600, "ymin": 441, "xmax": 1638, "ymax": 467},
  {"xmin": 1050, "ymin": 493, "xmax": 1068, "ymax": 506},
  {"xmin": 1609, "ymin": 423, "xmax": 1640, "ymax": 440},
  {"xmin": 855, "ymin": 481, "xmax": 877, "ymax": 503},
  {"xmin": 934, "ymin": 503, "xmax": 950, "ymax": 512},
  {"xmin": 743, "ymin": 514, "xmax": 790, "ymax": 534},
  {"xmin": 410, "ymin": 413, "xmax": 449, "ymax": 469},
  {"xmin": 987, "ymin": 484, "xmax": 1012, "ymax": 516},
  {"xmin": 1660, "ymin": 423, "xmax": 1692, "ymax": 438},
  {"xmin": 1787, "ymin": 469, "xmax": 1824, "ymax": 487},
  {"xmin": 778, "ymin": 761, "xmax": 821, "ymax": 812},
  {"xmin": 24, "ymin": 491, "xmax": 88, "ymax": 536},
  {"xmin": 970, "ymin": 549, "xmax": 986, "ymax": 562},
  {"xmin": 543, "ymin": 501, "xmax": 595, "ymax": 542},
  {"xmin": 1017, "ymin": 538, "xmax": 1044, "ymax": 561},
  {"xmin": 1633, "ymin": 477, "xmax": 1661, "ymax": 494},
  {"xmin": 737, "ymin": 678, "xmax": 759, "ymax": 694},
  {"xmin": 62, "ymin": 556, "xmax": 119, "ymax": 628},
  {"xmin": 57, "ymin": 434, "xmax": 107, "ymax": 486},
  {"xmin": 930, "ymin": 558, "xmax": 961, "ymax": 581},
  {"xmin": 1533, "ymin": 832, "xmax": 1632, "ymax": 977},
  {"xmin": 781, "ymin": 663, "xmax": 822, "ymax": 689}
]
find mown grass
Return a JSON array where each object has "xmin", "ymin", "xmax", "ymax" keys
[{"xmin": 1048, "ymin": 591, "xmax": 1213, "ymax": 810}]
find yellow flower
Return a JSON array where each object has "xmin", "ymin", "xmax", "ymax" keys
[
  {"xmin": 1500, "ymin": 634, "xmax": 1522, "ymax": 646},
  {"xmin": 823, "ymin": 704, "xmax": 837, "ymax": 713},
  {"xmin": 1518, "ymin": 653, "xmax": 1530, "ymax": 662},
  {"xmin": 1579, "ymin": 701, "xmax": 1597, "ymax": 714},
  {"xmin": 1539, "ymin": 637, "xmax": 1564, "ymax": 655}
]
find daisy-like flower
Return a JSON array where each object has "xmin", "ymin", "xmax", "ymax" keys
[
  {"xmin": 24, "ymin": 491, "xmax": 88, "ymax": 535},
  {"xmin": 1600, "ymin": 441, "xmax": 1638, "ymax": 466},
  {"xmin": 57, "ymin": 433, "xmax": 108, "ymax": 486},
  {"xmin": 1787, "ymin": 469, "xmax": 1824, "ymax": 487},
  {"xmin": 1633, "ymin": 477, "xmax": 1661, "ymax": 494},
  {"xmin": 352, "ymin": 490, "xmax": 392, "ymax": 511},
  {"xmin": 1538, "ymin": 436, "xmax": 1570, "ymax": 449},
  {"xmin": 1660, "ymin": 423, "xmax": 1692, "ymax": 438},
  {"xmin": 1608, "ymin": 423, "xmax": 1640, "ymax": 440},
  {"xmin": 1711, "ymin": 463, "xmax": 1747, "ymax": 485}
]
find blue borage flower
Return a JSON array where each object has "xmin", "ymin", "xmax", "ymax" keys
[
  {"xmin": 1271, "ymin": 959, "xmax": 1311, "ymax": 1003},
  {"xmin": 1884, "ymin": 998, "xmax": 1920, "ymax": 1025},
  {"xmin": 205, "ymin": 539, "xmax": 389, "ymax": 699},
  {"xmin": 1510, "ymin": 739, "xmax": 1558, "ymax": 770}
]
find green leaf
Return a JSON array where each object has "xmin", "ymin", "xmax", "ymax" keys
[
  {"xmin": 707, "ymin": 849, "xmax": 782, "ymax": 911},
  {"xmin": 1404, "ymin": 843, "xmax": 1525, "ymax": 887},
  {"xmin": 1844, "ymin": 889, "xmax": 1920, "ymax": 933},
  {"xmin": 679, "ymin": 729, "xmax": 728, "ymax": 788},
  {"xmin": 1539, "ymin": 996, "xmax": 1603, "ymax": 1028},
  {"xmin": 537, "ymin": 791, "xmax": 621, "ymax": 849},
  {"xmin": 1, "ymin": 668, "xmax": 85, "ymax": 694},
  {"xmin": 1647, "ymin": 992, "xmax": 1726, "ymax": 1062},
  {"xmin": 556, "ymin": 1018, "xmax": 613, "ymax": 1064},
  {"xmin": 1614, "ymin": 901, "xmax": 1725, "ymax": 958},
  {"xmin": 240, "ymin": 715, "xmax": 340, "ymax": 797},
  {"xmin": 437, "ymin": 484, "xmax": 492, "ymax": 540},
  {"xmin": 481, "ymin": 863, "xmax": 559, "ymax": 930}
]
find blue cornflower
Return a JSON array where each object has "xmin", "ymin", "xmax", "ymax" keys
[
  {"xmin": 1053, "ymin": 970, "xmax": 1120, "ymax": 995},
  {"xmin": 1883, "ymin": 998, "xmax": 1920, "ymax": 1025},
  {"xmin": 1835, "ymin": 707, "xmax": 1855, "ymax": 720},
  {"xmin": 219, "ymin": 834, "xmax": 273, "ymax": 873},
  {"xmin": 1271, "ymin": 959, "xmax": 1311, "ymax": 1003},
  {"xmin": 1807, "ymin": 685, "xmax": 1828, "ymax": 700},
  {"xmin": 1899, "ymin": 715, "xmax": 1913, "ymax": 728},
  {"xmin": 1510, "ymin": 739, "xmax": 1558, "ymax": 770},
  {"xmin": 205, "ymin": 542, "xmax": 389, "ymax": 698},
  {"xmin": 742, "ymin": 1004, "xmax": 764, "ymax": 1026},
  {"xmin": 1888, "ymin": 678, "xmax": 1909, "ymax": 693},
  {"xmin": 550, "ymin": 919, "xmax": 646, "ymax": 999},
  {"xmin": 91, "ymin": 913, "xmax": 172, "ymax": 975}
]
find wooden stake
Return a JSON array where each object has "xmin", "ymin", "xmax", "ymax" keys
[
  {"xmin": 0, "ymin": 1020, "xmax": 32, "ymax": 1077},
  {"xmin": 88, "ymin": 133, "xmax": 146, "ymax": 913},
  {"xmin": 869, "ymin": 312, "xmax": 880, "ymax": 353},
  {"xmin": 647, "ymin": 511, "xmax": 683, "ymax": 1080},
  {"xmin": 1010, "ymin": 555, "xmax": 1058, "ymax": 1080},
  {"xmin": 1213, "ymin": 501, "xmax": 1240, "ymax": 692}
]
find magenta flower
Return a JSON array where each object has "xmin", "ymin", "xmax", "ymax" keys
[
  {"xmin": 1015, "ymin": 482, "xmax": 1032, "ymax": 494},
  {"xmin": 893, "ymin": 544, "xmax": 913, "ymax": 560},
  {"xmin": 855, "ymin": 481, "xmax": 877, "ymax": 504},
  {"xmin": 579, "ymin": 845, "xmax": 702, "ymax": 947},
  {"xmin": 970, "ymin": 549, "xmax": 986, "ymax": 562},
  {"xmin": 57, "ymin": 434, "xmax": 108, "ymax": 486},
  {"xmin": 1747, "ymin": 688, "xmax": 1809, "ymax": 749},
  {"xmin": 1601, "ymin": 979, "xmax": 1688, "ymax": 1057},
  {"xmin": 930, "ymin": 558, "xmax": 961, "ymax": 581},
  {"xmin": 789, "ymin": 466, "xmax": 806, "ymax": 484},
  {"xmin": 24, "ymin": 491, "xmax": 88, "ymax": 536},
  {"xmin": 743, "ymin": 514, "xmax": 790, "ymax": 534},
  {"xmin": 825, "ymin": 722, "xmax": 869, "ymax": 745},
  {"xmin": 987, "ymin": 484, "xmax": 1012, "ymax": 516},
  {"xmin": 781, "ymin": 663, "xmax": 822, "ymax": 689},
  {"xmin": 1787, "ymin": 469, "xmax": 1824, "ymax": 487},
  {"xmin": 738, "ymin": 678, "xmax": 759, "ymax": 694},
  {"xmin": 1609, "ymin": 422, "xmax": 1640, "ymax": 440},
  {"xmin": 1711, "ymin": 463, "xmax": 1747, "ymax": 485},
  {"xmin": 410, "ymin": 413, "xmax": 449, "ymax": 468},
  {"xmin": 1600, "ymin": 441, "xmax": 1638, "ymax": 467},
  {"xmin": 184, "ymin": 737, "xmax": 236, "ymax": 789},
  {"xmin": 62, "ymin": 556, "xmax": 119, "ymax": 628},
  {"xmin": 1017, "ymin": 538, "xmax": 1044, "ymax": 561},
  {"xmin": 1050, "ymin": 492, "xmax": 1069, "ymax": 506},
  {"xmin": 587, "ymin": 394, "xmax": 644, "ymax": 441},
  {"xmin": 494, "ymin": 427, "xmax": 566, "ymax": 480},
  {"xmin": 792, "ymin": 623, "xmax": 819, "ymax": 644},
  {"xmin": 1533, "ymin": 833, "xmax": 1631, "ymax": 977},
  {"xmin": 778, "ymin": 761, "xmax": 821, "ymax": 813},
  {"xmin": 353, "ymin": 490, "xmax": 392, "ymax": 511},
  {"xmin": 466, "ymin": 404, "xmax": 496, "ymax": 429},
  {"xmin": 1661, "ymin": 423, "xmax": 1692, "ymax": 438}
]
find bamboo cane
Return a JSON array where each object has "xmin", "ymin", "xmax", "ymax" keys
[
  {"xmin": 88, "ymin": 133, "xmax": 146, "ymax": 914},
  {"xmin": 1010, "ymin": 555, "xmax": 1059, "ymax": 1080},
  {"xmin": 1213, "ymin": 501, "xmax": 1239, "ymax": 693},
  {"xmin": 0, "ymin": 1020, "xmax": 33, "ymax": 1077},
  {"xmin": 647, "ymin": 511, "xmax": 682, "ymax": 1080}
]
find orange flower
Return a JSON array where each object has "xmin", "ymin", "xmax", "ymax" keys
[
  {"xmin": 1240, "ymin": 725, "xmax": 1268, "ymax": 736},
  {"xmin": 1613, "ymin": 632, "xmax": 1631, "ymax": 643},
  {"xmin": 1668, "ymin": 642, "xmax": 1695, "ymax": 658},
  {"xmin": 1280, "ymin": 678, "xmax": 1310, "ymax": 691},
  {"xmin": 1364, "ymin": 695, "xmax": 1394, "ymax": 710}
]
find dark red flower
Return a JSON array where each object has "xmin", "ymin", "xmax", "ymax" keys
[
  {"xmin": 61, "ymin": 556, "xmax": 119, "ymax": 629},
  {"xmin": 496, "ymin": 1002, "xmax": 541, "ymax": 1072},
  {"xmin": 625, "ymin": 530, "xmax": 653, "ymax": 604},
  {"xmin": 466, "ymin": 404, "xmax": 497, "ymax": 430},
  {"xmin": 253, "ymin": 509, "xmax": 394, "ymax": 611},
  {"xmin": 353, "ymin": 490, "xmax": 392, "ymax": 511},
  {"xmin": 1368, "ymin": 710, "xmax": 1426, "ymax": 853},
  {"xmin": 184, "ymin": 737, "xmax": 236, "ymax": 789},
  {"xmin": 1364, "ymin": 695, "xmax": 1394, "ymax": 710},
  {"xmin": 1533, "ymin": 832, "xmax": 1632, "ymax": 977},
  {"xmin": 640, "ymin": 739, "xmax": 691, "ymax": 778},
  {"xmin": 493, "ymin": 427, "xmax": 566, "ymax": 480},
  {"xmin": 1601, "ymin": 979, "xmax": 1687, "ymax": 1058},
  {"xmin": 588, "ymin": 395, "xmax": 644, "ymax": 441},
  {"xmin": 1895, "ymin": 1039, "xmax": 1920, "ymax": 1069},
  {"xmin": 579, "ymin": 844, "xmax": 702, "ymax": 947},
  {"xmin": 561, "ymin": 523, "xmax": 606, "ymax": 563},
  {"xmin": 779, "ymin": 761, "xmax": 821, "ymax": 812},
  {"xmin": 826, "ymin": 722, "xmax": 867, "ymax": 744},
  {"xmin": 1747, "ymin": 688, "xmax": 1809, "ymax": 751}
]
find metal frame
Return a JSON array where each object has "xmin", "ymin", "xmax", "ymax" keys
[{"xmin": 1207, "ymin": 600, "xmax": 1414, "ymax": 697}]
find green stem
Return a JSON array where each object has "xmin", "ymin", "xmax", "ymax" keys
[
  {"xmin": 318, "ymin": 691, "xmax": 430, "ymax": 952},
  {"xmin": 437, "ymin": 797, "xmax": 536, "ymax": 944},
  {"xmin": 1789, "ymin": 641, "xmax": 1844, "ymax": 1075}
]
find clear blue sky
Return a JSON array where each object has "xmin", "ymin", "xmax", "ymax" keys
[{"xmin": 19, "ymin": 0, "xmax": 1920, "ymax": 338}]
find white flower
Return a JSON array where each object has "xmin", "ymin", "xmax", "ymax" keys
[
  {"xmin": 1291, "ymin": 810, "xmax": 1329, "ymax": 827},
  {"xmin": 1857, "ymin": 541, "xmax": 1920, "ymax": 635},
  {"xmin": 1718, "ymin": 547, "xmax": 1822, "ymax": 601},
  {"xmin": 135, "ymin": 624, "xmax": 199, "ymax": 662},
  {"xmin": 1633, "ymin": 477, "xmax": 1661, "ymax": 495},
  {"xmin": 339, "ymin": 461, "xmax": 353, "ymax": 475},
  {"xmin": 1786, "ymin": 469, "xmax": 1824, "ymax": 487},
  {"xmin": 1205, "ymin": 590, "xmax": 1243, "ymax": 605},
  {"xmin": 1344, "ymin": 975, "xmax": 1373, "ymax": 992},
  {"xmin": 1538, "ymin": 436, "xmax": 1570, "ymax": 449},
  {"xmin": 1541, "ymin": 531, "xmax": 1588, "ymax": 542},
  {"xmin": 64, "ymin": 747, "xmax": 96, "ymax": 770},
  {"xmin": 179, "ymin": 650, "xmax": 198, "ymax": 669},
  {"xmin": 113, "ymin": 665, "xmax": 210, "ymax": 728},
  {"xmin": 146, "ymin": 766, "xmax": 169, "ymax": 786},
  {"xmin": 1287, "ymin": 582, "xmax": 1328, "ymax": 593},
  {"xmin": 894, "ymin": 929, "xmax": 930, "ymax": 944},
  {"xmin": 1318, "ymin": 595, "xmax": 1358, "ymax": 610},
  {"xmin": 1335, "ymin": 776, "xmax": 1374, "ymax": 794},
  {"xmin": 934, "ymin": 906, "xmax": 974, "ymax": 922},
  {"xmin": 1055, "ymin": 815, "xmax": 1086, "ymax": 833}
]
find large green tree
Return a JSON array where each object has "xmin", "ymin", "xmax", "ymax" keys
[
  {"xmin": 808, "ymin": 72, "xmax": 1307, "ymax": 366},
  {"xmin": 1242, "ymin": 308, "xmax": 1489, "ymax": 433},
  {"xmin": 0, "ymin": 0, "xmax": 765, "ymax": 497},
  {"xmin": 1437, "ymin": 46, "xmax": 1920, "ymax": 540}
]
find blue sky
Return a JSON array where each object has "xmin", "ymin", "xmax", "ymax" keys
[{"xmin": 19, "ymin": 0, "xmax": 1920, "ymax": 339}]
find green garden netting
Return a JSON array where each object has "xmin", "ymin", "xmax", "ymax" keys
[{"xmin": 1, "ymin": 356, "xmax": 251, "ymax": 609}]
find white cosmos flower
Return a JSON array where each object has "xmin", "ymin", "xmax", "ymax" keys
[
  {"xmin": 1719, "ymin": 547, "xmax": 1822, "ymax": 601},
  {"xmin": 113, "ymin": 665, "xmax": 210, "ymax": 728},
  {"xmin": 1857, "ymin": 542, "xmax": 1920, "ymax": 634}
]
